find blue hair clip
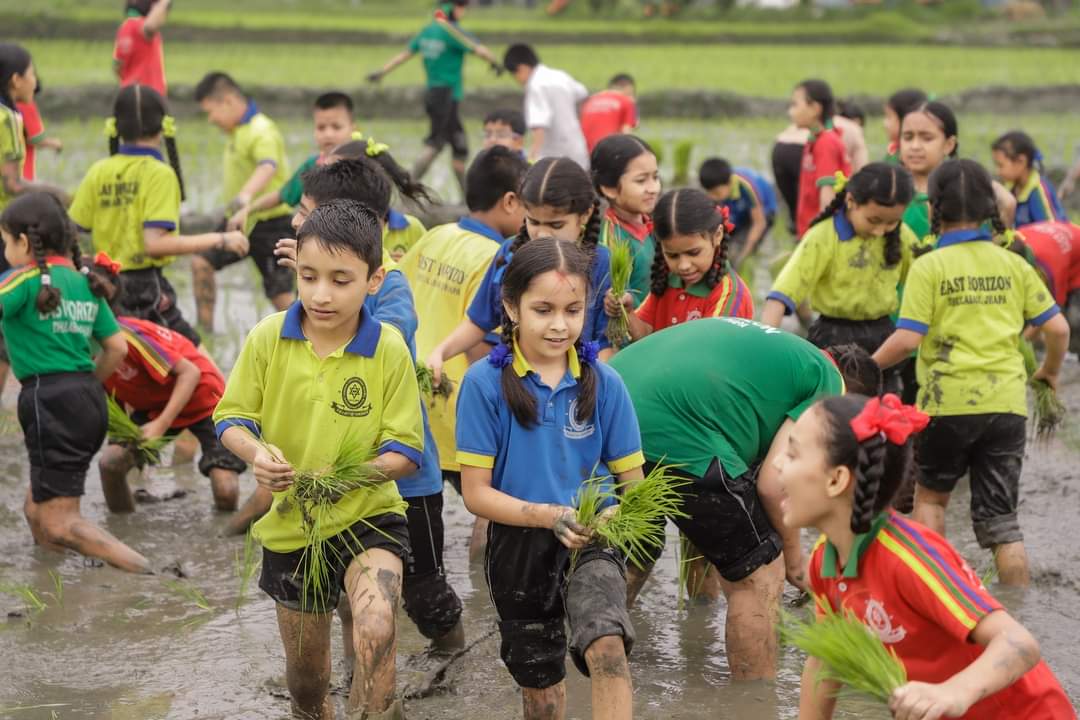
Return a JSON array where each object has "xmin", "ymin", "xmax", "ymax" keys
[
  {"xmin": 488, "ymin": 343, "xmax": 513, "ymax": 369},
  {"xmin": 1033, "ymin": 149, "xmax": 1044, "ymax": 164},
  {"xmin": 580, "ymin": 340, "xmax": 600, "ymax": 365}
]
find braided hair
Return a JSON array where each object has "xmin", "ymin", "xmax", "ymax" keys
[
  {"xmin": 823, "ymin": 344, "xmax": 882, "ymax": 397},
  {"xmin": 928, "ymin": 159, "xmax": 1003, "ymax": 241},
  {"xmin": 331, "ymin": 139, "xmax": 435, "ymax": 210},
  {"xmin": 649, "ymin": 189, "xmax": 728, "ymax": 297},
  {"xmin": 110, "ymin": 84, "xmax": 186, "ymax": 200}
]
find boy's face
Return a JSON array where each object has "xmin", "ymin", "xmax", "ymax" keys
[
  {"xmin": 296, "ymin": 239, "xmax": 384, "ymax": 338},
  {"xmin": 706, "ymin": 184, "xmax": 731, "ymax": 203},
  {"xmin": 313, "ymin": 106, "xmax": 355, "ymax": 155},
  {"xmin": 483, "ymin": 121, "xmax": 524, "ymax": 152},
  {"xmin": 200, "ymin": 94, "xmax": 244, "ymax": 132},
  {"xmin": 613, "ymin": 82, "xmax": 635, "ymax": 99}
]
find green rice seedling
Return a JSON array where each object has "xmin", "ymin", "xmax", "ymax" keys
[
  {"xmin": 0, "ymin": 581, "xmax": 47, "ymax": 617},
  {"xmin": 980, "ymin": 549, "xmax": 999, "ymax": 587},
  {"xmin": 1029, "ymin": 378, "xmax": 1066, "ymax": 441},
  {"xmin": 605, "ymin": 238, "xmax": 634, "ymax": 348},
  {"xmin": 781, "ymin": 605, "xmax": 907, "ymax": 704},
  {"xmin": 1019, "ymin": 337, "xmax": 1037, "ymax": 378},
  {"xmin": 234, "ymin": 529, "xmax": 261, "ymax": 613},
  {"xmin": 46, "ymin": 570, "xmax": 63, "ymax": 609},
  {"xmin": 673, "ymin": 140, "xmax": 694, "ymax": 186},
  {"xmin": 163, "ymin": 580, "xmax": 212, "ymax": 612},
  {"xmin": 675, "ymin": 534, "xmax": 707, "ymax": 612},
  {"xmin": 106, "ymin": 395, "xmax": 171, "ymax": 468},
  {"xmin": 416, "ymin": 362, "xmax": 454, "ymax": 403}
]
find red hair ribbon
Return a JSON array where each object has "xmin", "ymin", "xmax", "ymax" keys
[
  {"xmin": 93, "ymin": 251, "xmax": 122, "ymax": 275},
  {"xmin": 716, "ymin": 205, "xmax": 735, "ymax": 234},
  {"xmin": 849, "ymin": 393, "xmax": 929, "ymax": 445}
]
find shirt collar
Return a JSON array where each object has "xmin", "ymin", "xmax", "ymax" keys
[
  {"xmin": 728, "ymin": 176, "xmax": 743, "ymax": 201},
  {"xmin": 937, "ymin": 228, "xmax": 993, "ymax": 248},
  {"xmin": 511, "ymin": 341, "xmax": 582, "ymax": 380},
  {"xmin": 667, "ymin": 266, "xmax": 728, "ymax": 298},
  {"xmin": 125, "ymin": 8, "xmax": 143, "ymax": 17},
  {"xmin": 458, "ymin": 216, "xmax": 504, "ymax": 244},
  {"xmin": 118, "ymin": 144, "xmax": 165, "ymax": 162},
  {"xmin": 604, "ymin": 207, "xmax": 653, "ymax": 242},
  {"xmin": 833, "ymin": 209, "xmax": 856, "ymax": 241},
  {"xmin": 387, "ymin": 209, "xmax": 410, "ymax": 231},
  {"xmin": 239, "ymin": 100, "xmax": 259, "ymax": 126},
  {"xmin": 280, "ymin": 301, "xmax": 381, "ymax": 357},
  {"xmin": 1009, "ymin": 171, "xmax": 1041, "ymax": 202},
  {"xmin": 820, "ymin": 511, "xmax": 891, "ymax": 579}
]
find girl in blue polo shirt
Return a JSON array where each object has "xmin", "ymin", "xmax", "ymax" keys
[
  {"xmin": 456, "ymin": 237, "xmax": 644, "ymax": 720},
  {"xmin": 991, "ymin": 131, "xmax": 1069, "ymax": 228}
]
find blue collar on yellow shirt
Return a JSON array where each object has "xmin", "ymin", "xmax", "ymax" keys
[
  {"xmin": 833, "ymin": 208, "xmax": 856, "ymax": 241},
  {"xmin": 239, "ymin": 100, "xmax": 259, "ymax": 126},
  {"xmin": 458, "ymin": 216, "xmax": 504, "ymax": 244},
  {"xmin": 280, "ymin": 301, "xmax": 381, "ymax": 357},
  {"xmin": 118, "ymin": 145, "xmax": 165, "ymax": 162},
  {"xmin": 937, "ymin": 228, "xmax": 992, "ymax": 249},
  {"xmin": 387, "ymin": 209, "xmax": 410, "ymax": 231}
]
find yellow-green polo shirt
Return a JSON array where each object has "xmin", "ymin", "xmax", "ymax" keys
[
  {"xmin": 213, "ymin": 302, "xmax": 422, "ymax": 552},
  {"xmin": 0, "ymin": 102, "xmax": 25, "ymax": 211},
  {"xmin": 224, "ymin": 102, "xmax": 291, "ymax": 231},
  {"xmin": 385, "ymin": 209, "xmax": 427, "ymax": 261},
  {"xmin": 69, "ymin": 146, "xmax": 180, "ymax": 271}
]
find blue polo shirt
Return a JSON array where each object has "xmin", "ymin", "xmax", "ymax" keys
[
  {"xmin": 723, "ymin": 168, "xmax": 778, "ymax": 232},
  {"xmin": 455, "ymin": 345, "xmax": 645, "ymax": 506},
  {"xmin": 466, "ymin": 239, "xmax": 614, "ymax": 350}
]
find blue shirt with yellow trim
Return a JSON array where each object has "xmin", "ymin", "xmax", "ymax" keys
[
  {"xmin": 723, "ymin": 167, "xmax": 777, "ymax": 231},
  {"xmin": 1011, "ymin": 171, "xmax": 1068, "ymax": 228}
]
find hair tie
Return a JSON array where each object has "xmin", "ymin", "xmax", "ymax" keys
[
  {"xmin": 714, "ymin": 205, "xmax": 735, "ymax": 234},
  {"xmin": 93, "ymin": 251, "xmax": 123, "ymax": 275},
  {"xmin": 39, "ymin": 273, "xmax": 52, "ymax": 286},
  {"xmin": 80, "ymin": 265, "xmax": 90, "ymax": 276},
  {"xmin": 488, "ymin": 343, "xmax": 513, "ymax": 368},
  {"xmin": 104, "ymin": 117, "xmax": 118, "ymax": 139},
  {"xmin": 579, "ymin": 340, "xmax": 600, "ymax": 365},
  {"xmin": 161, "ymin": 115, "xmax": 177, "ymax": 139},
  {"xmin": 366, "ymin": 137, "xmax": 390, "ymax": 158},
  {"xmin": 832, "ymin": 170, "xmax": 848, "ymax": 194},
  {"xmin": 849, "ymin": 393, "xmax": 929, "ymax": 445},
  {"xmin": 926, "ymin": 92, "xmax": 938, "ymax": 102}
]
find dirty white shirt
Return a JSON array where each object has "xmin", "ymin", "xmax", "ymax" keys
[{"xmin": 524, "ymin": 64, "xmax": 590, "ymax": 170}]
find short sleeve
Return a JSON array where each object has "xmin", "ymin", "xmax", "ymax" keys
[
  {"xmin": 213, "ymin": 319, "xmax": 272, "ymax": 439},
  {"xmin": 1021, "ymin": 259, "xmax": 1060, "ymax": 326},
  {"xmin": 0, "ymin": 110, "xmax": 20, "ymax": 163},
  {"xmin": 466, "ymin": 256, "xmax": 504, "ymax": 332},
  {"xmin": 407, "ymin": 32, "xmax": 422, "ymax": 53},
  {"xmin": 455, "ymin": 368, "xmax": 500, "ymax": 469},
  {"xmin": 571, "ymin": 78, "xmax": 589, "ymax": 104},
  {"xmin": 113, "ymin": 20, "xmax": 138, "ymax": 63},
  {"xmin": 141, "ymin": 164, "xmax": 181, "ymax": 231},
  {"xmin": 525, "ymin": 86, "xmax": 553, "ymax": 129},
  {"xmin": 19, "ymin": 103, "xmax": 43, "ymax": 141},
  {"xmin": 786, "ymin": 357, "xmax": 844, "ymax": 423},
  {"xmin": 375, "ymin": 331, "xmax": 424, "ymax": 467},
  {"xmin": 68, "ymin": 168, "xmax": 97, "ymax": 232},
  {"xmin": 812, "ymin": 134, "xmax": 846, "ymax": 182},
  {"xmin": 369, "ymin": 270, "xmax": 418, "ymax": 352},
  {"xmin": 279, "ymin": 156, "xmax": 314, "ymax": 207},
  {"xmin": 0, "ymin": 270, "xmax": 30, "ymax": 315},
  {"xmin": 597, "ymin": 368, "xmax": 644, "ymax": 474},
  {"xmin": 635, "ymin": 291, "xmax": 659, "ymax": 328},
  {"xmin": 92, "ymin": 297, "xmax": 121, "ymax": 342},
  {"xmin": 248, "ymin": 126, "xmax": 284, "ymax": 168},
  {"xmin": 896, "ymin": 256, "xmax": 935, "ymax": 335},
  {"xmin": 768, "ymin": 224, "xmax": 834, "ymax": 313},
  {"xmin": 623, "ymin": 97, "xmax": 639, "ymax": 129}
]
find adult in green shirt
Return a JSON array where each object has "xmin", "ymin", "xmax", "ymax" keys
[
  {"xmin": 609, "ymin": 317, "xmax": 875, "ymax": 680},
  {"xmin": 367, "ymin": 0, "xmax": 500, "ymax": 198}
]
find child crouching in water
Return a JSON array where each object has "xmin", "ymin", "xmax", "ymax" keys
[
  {"xmin": 456, "ymin": 237, "xmax": 643, "ymax": 720},
  {"xmin": 776, "ymin": 393, "xmax": 1075, "ymax": 720}
]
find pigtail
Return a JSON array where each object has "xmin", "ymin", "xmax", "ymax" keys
[
  {"xmin": 497, "ymin": 307, "xmax": 538, "ymax": 428},
  {"xmin": 702, "ymin": 210, "xmax": 729, "ymax": 290},
  {"xmin": 573, "ymin": 339, "xmax": 598, "ymax": 425},
  {"xmin": 496, "ymin": 222, "xmax": 530, "ymax": 269},
  {"xmin": 882, "ymin": 225, "xmax": 902, "ymax": 268},
  {"xmin": 371, "ymin": 150, "xmax": 434, "ymax": 208},
  {"xmin": 928, "ymin": 192, "xmax": 944, "ymax": 241},
  {"xmin": 850, "ymin": 434, "xmax": 888, "ymax": 534},
  {"xmin": 579, "ymin": 197, "xmax": 602, "ymax": 258},
  {"xmin": 808, "ymin": 187, "xmax": 847, "ymax": 230},
  {"xmin": 74, "ymin": 247, "xmax": 113, "ymax": 300},
  {"xmin": 648, "ymin": 235, "xmax": 669, "ymax": 297},
  {"xmin": 161, "ymin": 115, "xmax": 186, "ymax": 202},
  {"xmin": 29, "ymin": 227, "xmax": 61, "ymax": 314}
]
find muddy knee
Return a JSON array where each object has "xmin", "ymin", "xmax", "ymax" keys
[
  {"xmin": 209, "ymin": 470, "xmax": 240, "ymax": 511},
  {"xmin": 583, "ymin": 636, "xmax": 629, "ymax": 679},
  {"xmin": 99, "ymin": 445, "xmax": 134, "ymax": 476}
]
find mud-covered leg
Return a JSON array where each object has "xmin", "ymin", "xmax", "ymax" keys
[
  {"xmin": 522, "ymin": 683, "xmax": 566, "ymax": 720},
  {"xmin": 275, "ymin": 603, "xmax": 334, "ymax": 719},
  {"xmin": 584, "ymin": 636, "xmax": 632, "ymax": 720},
  {"xmin": 98, "ymin": 444, "xmax": 137, "ymax": 513},
  {"xmin": 344, "ymin": 548, "xmax": 402, "ymax": 716},
  {"xmin": 718, "ymin": 557, "xmax": 783, "ymax": 680}
]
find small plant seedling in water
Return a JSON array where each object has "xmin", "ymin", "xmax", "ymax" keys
[
  {"xmin": 46, "ymin": 570, "xmax": 63, "ymax": 609},
  {"xmin": 163, "ymin": 579, "xmax": 212, "ymax": 612},
  {"xmin": 0, "ymin": 581, "xmax": 47, "ymax": 617},
  {"xmin": 234, "ymin": 529, "xmax": 261, "ymax": 613}
]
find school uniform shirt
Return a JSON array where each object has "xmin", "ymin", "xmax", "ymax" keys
[
  {"xmin": 278, "ymin": 153, "xmax": 319, "ymax": 208},
  {"xmin": 224, "ymin": 102, "xmax": 291, "ymax": 232},
  {"xmin": 408, "ymin": 16, "xmax": 476, "ymax": 101},
  {"xmin": 902, "ymin": 191, "xmax": 931, "ymax": 243},
  {"xmin": 796, "ymin": 126, "xmax": 850, "ymax": 239},
  {"xmin": 722, "ymin": 168, "xmax": 778, "ymax": 232},
  {"xmin": 524, "ymin": 64, "xmax": 590, "ymax": 170},
  {"xmin": 896, "ymin": 228, "xmax": 1060, "ymax": 417},
  {"xmin": 810, "ymin": 512, "xmax": 1075, "ymax": 720},
  {"xmin": 1018, "ymin": 221, "xmax": 1080, "ymax": 306},
  {"xmin": 768, "ymin": 210, "xmax": 917, "ymax": 320},
  {"xmin": 601, "ymin": 208, "xmax": 655, "ymax": 305},
  {"xmin": 68, "ymin": 146, "xmax": 180, "ymax": 271},
  {"xmin": 15, "ymin": 100, "xmax": 42, "ymax": 181},
  {"xmin": 580, "ymin": 90, "xmax": 638, "ymax": 152},
  {"xmin": 456, "ymin": 344, "xmax": 644, "ymax": 506},
  {"xmin": 398, "ymin": 217, "xmax": 505, "ymax": 472},
  {"xmin": 105, "ymin": 316, "xmax": 224, "ymax": 429},
  {"xmin": 0, "ymin": 258, "xmax": 120, "ymax": 381},
  {"xmin": 609, "ymin": 317, "xmax": 843, "ymax": 479},
  {"xmin": 1010, "ymin": 171, "xmax": 1068, "ymax": 228},
  {"xmin": 0, "ymin": 101, "xmax": 26, "ymax": 211},
  {"xmin": 213, "ymin": 303, "xmax": 422, "ymax": 553},
  {"xmin": 385, "ymin": 209, "xmax": 427, "ymax": 261},
  {"xmin": 635, "ymin": 264, "xmax": 753, "ymax": 330},
  {"xmin": 113, "ymin": 12, "xmax": 167, "ymax": 96}
]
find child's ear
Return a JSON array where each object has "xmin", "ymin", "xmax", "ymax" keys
[
  {"xmin": 366, "ymin": 266, "xmax": 386, "ymax": 297},
  {"xmin": 825, "ymin": 465, "xmax": 853, "ymax": 499},
  {"xmin": 599, "ymin": 184, "xmax": 618, "ymax": 203},
  {"xmin": 16, "ymin": 232, "xmax": 30, "ymax": 252},
  {"xmin": 502, "ymin": 191, "xmax": 521, "ymax": 214},
  {"xmin": 844, "ymin": 193, "xmax": 856, "ymax": 215},
  {"xmin": 502, "ymin": 299, "xmax": 518, "ymax": 325}
]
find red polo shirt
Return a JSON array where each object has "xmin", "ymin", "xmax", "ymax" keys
[
  {"xmin": 1018, "ymin": 221, "xmax": 1080, "ymax": 306},
  {"xmin": 636, "ymin": 265, "xmax": 753, "ymax": 330},
  {"xmin": 113, "ymin": 16, "xmax": 167, "ymax": 97},
  {"xmin": 796, "ymin": 126, "xmax": 849, "ymax": 239},
  {"xmin": 581, "ymin": 90, "xmax": 639, "ymax": 152},
  {"xmin": 15, "ymin": 101, "xmax": 42, "ymax": 181}
]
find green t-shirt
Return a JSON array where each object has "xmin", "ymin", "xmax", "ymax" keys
[
  {"xmin": 0, "ymin": 261, "xmax": 120, "ymax": 380},
  {"xmin": 224, "ymin": 105, "xmax": 291, "ymax": 230},
  {"xmin": 903, "ymin": 192, "xmax": 931, "ymax": 243},
  {"xmin": 609, "ymin": 317, "xmax": 844, "ymax": 478},
  {"xmin": 0, "ymin": 103, "xmax": 26, "ymax": 212},
  {"xmin": 408, "ymin": 20, "xmax": 474, "ymax": 101},
  {"xmin": 279, "ymin": 153, "xmax": 318, "ymax": 208}
]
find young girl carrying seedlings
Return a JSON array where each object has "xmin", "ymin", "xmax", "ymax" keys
[
  {"xmin": 456, "ymin": 237, "xmax": 644, "ymax": 720},
  {"xmin": 899, "ymin": 101, "xmax": 958, "ymax": 242},
  {"xmin": 0, "ymin": 193, "xmax": 149, "ymax": 573},
  {"xmin": 68, "ymin": 83, "xmax": 248, "ymax": 346},
  {"xmin": 872, "ymin": 160, "xmax": 1070, "ymax": 588},
  {"xmin": 775, "ymin": 393, "xmax": 1076, "ymax": 720},
  {"xmin": 883, "ymin": 87, "xmax": 927, "ymax": 165},
  {"xmin": 789, "ymin": 79, "xmax": 852, "ymax": 239},
  {"xmin": 991, "ymin": 131, "xmax": 1069, "ymax": 228},
  {"xmin": 594, "ymin": 134, "xmax": 661, "ymax": 305},
  {"xmin": 604, "ymin": 188, "xmax": 753, "ymax": 344}
]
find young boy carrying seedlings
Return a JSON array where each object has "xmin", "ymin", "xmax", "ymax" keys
[{"xmin": 215, "ymin": 200, "xmax": 424, "ymax": 720}]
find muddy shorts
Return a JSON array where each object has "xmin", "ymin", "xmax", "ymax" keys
[
  {"xmin": 486, "ymin": 524, "xmax": 635, "ymax": 689},
  {"xmin": 19, "ymin": 372, "xmax": 107, "ymax": 503},
  {"xmin": 259, "ymin": 512, "xmax": 410, "ymax": 614},
  {"xmin": 916, "ymin": 412, "xmax": 1026, "ymax": 548},
  {"xmin": 117, "ymin": 267, "xmax": 201, "ymax": 346},
  {"xmin": 423, "ymin": 87, "xmax": 468, "ymax": 160},
  {"xmin": 808, "ymin": 315, "xmax": 899, "ymax": 394},
  {"xmin": 401, "ymin": 491, "xmax": 463, "ymax": 640},
  {"xmin": 199, "ymin": 215, "xmax": 295, "ymax": 300},
  {"xmin": 127, "ymin": 413, "xmax": 246, "ymax": 477}
]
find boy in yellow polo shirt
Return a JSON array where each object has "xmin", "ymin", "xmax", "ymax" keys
[
  {"xmin": 215, "ymin": 200, "xmax": 423, "ymax": 720},
  {"xmin": 191, "ymin": 72, "xmax": 294, "ymax": 331}
]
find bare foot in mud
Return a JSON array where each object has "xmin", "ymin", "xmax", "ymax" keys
[{"xmin": 160, "ymin": 561, "xmax": 187, "ymax": 579}]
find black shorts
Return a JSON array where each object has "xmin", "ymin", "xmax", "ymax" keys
[
  {"xmin": 126, "ymin": 412, "xmax": 246, "ymax": 477},
  {"xmin": 401, "ymin": 491, "xmax": 463, "ymax": 639},
  {"xmin": 259, "ymin": 512, "xmax": 410, "ymax": 614},
  {"xmin": 727, "ymin": 214, "xmax": 775, "ymax": 264},
  {"xmin": 117, "ymin": 267, "xmax": 201, "ymax": 346},
  {"xmin": 486, "ymin": 523, "xmax": 635, "ymax": 690},
  {"xmin": 199, "ymin": 215, "xmax": 295, "ymax": 299},
  {"xmin": 423, "ymin": 86, "xmax": 468, "ymax": 160},
  {"xmin": 443, "ymin": 470, "xmax": 462, "ymax": 497},
  {"xmin": 771, "ymin": 141, "xmax": 804, "ymax": 232},
  {"xmin": 18, "ymin": 372, "xmax": 107, "ymax": 503},
  {"xmin": 916, "ymin": 413, "xmax": 1026, "ymax": 548}
]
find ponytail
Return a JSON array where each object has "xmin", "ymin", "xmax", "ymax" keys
[
  {"xmin": 332, "ymin": 138, "xmax": 434, "ymax": 210},
  {"xmin": 496, "ymin": 307, "xmax": 539, "ymax": 429},
  {"xmin": 109, "ymin": 84, "xmax": 184, "ymax": 199},
  {"xmin": 496, "ymin": 221, "xmax": 530, "ymax": 269},
  {"xmin": 850, "ymin": 434, "xmax": 888, "ymax": 534},
  {"xmin": 162, "ymin": 116, "xmax": 186, "ymax": 202},
  {"xmin": 29, "ymin": 226, "xmax": 61, "ymax": 314}
]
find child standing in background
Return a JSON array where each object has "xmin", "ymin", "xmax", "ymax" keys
[
  {"xmin": 580, "ymin": 73, "xmax": 639, "ymax": 152},
  {"xmin": 17, "ymin": 93, "xmax": 62, "ymax": 181},
  {"xmin": 699, "ymin": 157, "xmax": 776, "ymax": 268},
  {"xmin": 992, "ymin": 131, "xmax": 1069, "ymax": 228},
  {"xmin": 883, "ymin": 87, "xmax": 927, "ymax": 164},
  {"xmin": 789, "ymin": 79, "xmax": 851, "ymax": 239},
  {"xmin": 114, "ymin": 0, "xmax": 171, "ymax": 96},
  {"xmin": 899, "ymin": 101, "xmax": 958, "ymax": 241}
]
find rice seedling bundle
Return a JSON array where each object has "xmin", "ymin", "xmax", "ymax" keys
[
  {"xmin": 605, "ymin": 239, "xmax": 635, "ymax": 349},
  {"xmin": 1030, "ymin": 378, "xmax": 1066, "ymax": 441},
  {"xmin": 416, "ymin": 362, "xmax": 454, "ymax": 403},
  {"xmin": 106, "ymin": 395, "xmax": 170, "ymax": 467}
]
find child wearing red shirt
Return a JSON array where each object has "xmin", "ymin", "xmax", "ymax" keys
[
  {"xmin": 113, "ymin": 0, "xmax": 170, "ymax": 97},
  {"xmin": 776, "ymin": 393, "xmax": 1075, "ymax": 720},
  {"xmin": 580, "ymin": 73, "xmax": 638, "ymax": 152},
  {"xmin": 789, "ymin": 79, "xmax": 851, "ymax": 239},
  {"xmin": 15, "ymin": 99, "xmax": 61, "ymax": 181}
]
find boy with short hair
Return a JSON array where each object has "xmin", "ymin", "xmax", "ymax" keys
[
  {"xmin": 191, "ymin": 71, "xmax": 294, "ymax": 332},
  {"xmin": 216, "ymin": 199, "xmax": 423, "ymax": 720},
  {"xmin": 114, "ymin": 0, "xmax": 171, "ymax": 96},
  {"xmin": 580, "ymin": 73, "xmax": 638, "ymax": 152},
  {"xmin": 482, "ymin": 108, "xmax": 526, "ymax": 156},
  {"xmin": 700, "ymin": 157, "xmax": 777, "ymax": 268}
]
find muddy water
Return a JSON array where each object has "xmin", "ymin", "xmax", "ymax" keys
[{"xmin": 0, "ymin": 260, "xmax": 1078, "ymax": 720}]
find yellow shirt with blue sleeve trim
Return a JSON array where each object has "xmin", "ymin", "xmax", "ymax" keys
[
  {"xmin": 384, "ymin": 209, "xmax": 427, "ymax": 262},
  {"xmin": 896, "ymin": 228, "xmax": 1060, "ymax": 418},
  {"xmin": 68, "ymin": 146, "xmax": 180, "ymax": 271},
  {"xmin": 0, "ymin": 102, "xmax": 25, "ymax": 211},
  {"xmin": 225, "ymin": 101, "xmax": 291, "ymax": 231},
  {"xmin": 212, "ymin": 302, "xmax": 422, "ymax": 553},
  {"xmin": 768, "ymin": 210, "xmax": 917, "ymax": 320}
]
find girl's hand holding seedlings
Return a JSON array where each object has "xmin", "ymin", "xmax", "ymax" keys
[
  {"xmin": 140, "ymin": 418, "xmax": 170, "ymax": 441},
  {"xmin": 603, "ymin": 289, "xmax": 634, "ymax": 318},
  {"xmin": 424, "ymin": 347, "xmax": 445, "ymax": 387},
  {"xmin": 551, "ymin": 506, "xmax": 592, "ymax": 550},
  {"xmin": 274, "ymin": 237, "xmax": 298, "ymax": 269},
  {"xmin": 253, "ymin": 444, "xmax": 294, "ymax": 492},
  {"xmin": 889, "ymin": 680, "xmax": 970, "ymax": 720}
]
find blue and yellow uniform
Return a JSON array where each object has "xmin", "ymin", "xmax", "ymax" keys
[{"xmin": 1011, "ymin": 171, "xmax": 1068, "ymax": 228}]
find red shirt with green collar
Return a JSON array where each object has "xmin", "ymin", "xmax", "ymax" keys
[
  {"xmin": 797, "ymin": 125, "xmax": 849, "ymax": 239},
  {"xmin": 113, "ymin": 12, "xmax": 167, "ymax": 96},
  {"xmin": 635, "ymin": 264, "xmax": 753, "ymax": 330}
]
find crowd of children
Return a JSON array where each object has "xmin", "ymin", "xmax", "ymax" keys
[{"xmin": 2, "ymin": 0, "xmax": 1080, "ymax": 716}]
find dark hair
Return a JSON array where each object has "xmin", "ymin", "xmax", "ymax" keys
[
  {"xmin": 0, "ymin": 193, "xmax": 108, "ymax": 313},
  {"xmin": 698, "ymin": 157, "xmax": 732, "ymax": 191},
  {"xmin": 928, "ymin": 159, "xmax": 1006, "ymax": 239},
  {"xmin": 194, "ymin": 72, "xmax": 243, "ymax": 103},
  {"xmin": 902, "ymin": 101, "xmax": 959, "ymax": 158},
  {"xmin": 809, "ymin": 162, "xmax": 914, "ymax": 268},
  {"xmin": 464, "ymin": 145, "xmax": 529, "ymax": 213},
  {"xmin": 824, "ymin": 344, "xmax": 882, "ymax": 397},
  {"xmin": 818, "ymin": 394, "xmax": 915, "ymax": 534},
  {"xmin": 110, "ymin": 84, "xmax": 185, "ymax": 201},
  {"xmin": 499, "ymin": 237, "xmax": 596, "ymax": 428},
  {"xmin": 296, "ymin": 199, "xmax": 383, "ymax": 275},
  {"xmin": 0, "ymin": 43, "xmax": 32, "ymax": 109},
  {"xmin": 838, "ymin": 99, "xmax": 865, "ymax": 125},
  {"xmin": 330, "ymin": 140, "xmax": 434, "ymax": 213},
  {"xmin": 484, "ymin": 108, "xmax": 526, "ymax": 137},
  {"xmin": 503, "ymin": 44, "xmax": 539, "ymax": 73},
  {"xmin": 991, "ymin": 130, "xmax": 1043, "ymax": 173},
  {"xmin": 592, "ymin": 134, "xmax": 655, "ymax": 195},
  {"xmin": 302, "ymin": 157, "xmax": 392, "ymax": 218},
  {"xmin": 313, "ymin": 91, "xmax": 354, "ymax": 115},
  {"xmin": 649, "ymin": 189, "xmax": 727, "ymax": 297},
  {"xmin": 125, "ymin": 0, "xmax": 156, "ymax": 15},
  {"xmin": 609, "ymin": 73, "xmax": 634, "ymax": 88},
  {"xmin": 886, "ymin": 88, "xmax": 928, "ymax": 122},
  {"xmin": 795, "ymin": 79, "xmax": 836, "ymax": 122}
]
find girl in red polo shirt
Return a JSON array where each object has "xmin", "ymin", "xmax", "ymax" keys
[
  {"xmin": 776, "ymin": 393, "xmax": 1075, "ymax": 720},
  {"xmin": 789, "ymin": 79, "xmax": 851, "ymax": 239},
  {"xmin": 604, "ymin": 188, "xmax": 752, "ymax": 343},
  {"xmin": 114, "ymin": 0, "xmax": 170, "ymax": 97}
]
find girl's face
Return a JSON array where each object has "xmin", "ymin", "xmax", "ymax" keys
[
  {"xmin": 504, "ymin": 269, "xmax": 587, "ymax": 366},
  {"xmin": 661, "ymin": 230, "xmax": 720, "ymax": 288},
  {"xmin": 10, "ymin": 62, "xmax": 37, "ymax": 104},
  {"xmin": 992, "ymin": 150, "xmax": 1028, "ymax": 185},
  {"xmin": 883, "ymin": 104, "xmax": 900, "ymax": 143},
  {"xmin": 900, "ymin": 111, "xmax": 956, "ymax": 178},
  {"xmin": 525, "ymin": 203, "xmax": 590, "ymax": 243},
  {"xmin": 601, "ymin": 153, "xmax": 661, "ymax": 216},
  {"xmin": 845, "ymin": 199, "xmax": 906, "ymax": 239},
  {"xmin": 1, "ymin": 228, "xmax": 32, "ymax": 268},
  {"xmin": 788, "ymin": 87, "xmax": 820, "ymax": 129},
  {"xmin": 774, "ymin": 405, "xmax": 850, "ymax": 531}
]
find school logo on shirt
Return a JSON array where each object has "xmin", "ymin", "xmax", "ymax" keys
[
  {"xmin": 332, "ymin": 377, "xmax": 371, "ymax": 418},
  {"xmin": 863, "ymin": 597, "xmax": 907, "ymax": 644},
  {"xmin": 563, "ymin": 399, "xmax": 595, "ymax": 440}
]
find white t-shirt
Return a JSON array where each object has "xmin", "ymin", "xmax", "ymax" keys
[{"xmin": 524, "ymin": 64, "xmax": 590, "ymax": 170}]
